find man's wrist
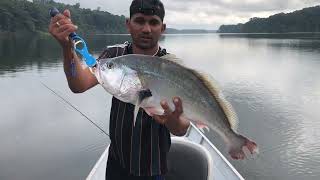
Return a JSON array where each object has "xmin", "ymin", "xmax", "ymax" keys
[
  {"xmin": 61, "ymin": 38, "xmax": 73, "ymax": 50},
  {"xmin": 62, "ymin": 42, "xmax": 73, "ymax": 52},
  {"xmin": 179, "ymin": 119, "xmax": 190, "ymax": 136},
  {"xmin": 165, "ymin": 117, "xmax": 190, "ymax": 136}
]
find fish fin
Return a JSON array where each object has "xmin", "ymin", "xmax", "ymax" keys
[
  {"xmin": 217, "ymin": 91, "xmax": 239, "ymax": 132},
  {"xmin": 195, "ymin": 122, "xmax": 210, "ymax": 132},
  {"xmin": 160, "ymin": 54, "xmax": 239, "ymax": 131},
  {"xmin": 228, "ymin": 135, "xmax": 258, "ymax": 160},
  {"xmin": 143, "ymin": 107, "xmax": 164, "ymax": 116},
  {"xmin": 133, "ymin": 103, "xmax": 140, "ymax": 127},
  {"xmin": 160, "ymin": 54, "xmax": 184, "ymax": 64},
  {"xmin": 191, "ymin": 71, "xmax": 239, "ymax": 132},
  {"xmin": 133, "ymin": 89, "xmax": 153, "ymax": 126},
  {"xmin": 138, "ymin": 89, "xmax": 152, "ymax": 102}
]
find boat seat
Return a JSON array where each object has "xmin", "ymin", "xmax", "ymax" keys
[{"xmin": 165, "ymin": 137, "xmax": 213, "ymax": 180}]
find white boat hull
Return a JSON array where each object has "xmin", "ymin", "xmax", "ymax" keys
[{"xmin": 86, "ymin": 123, "xmax": 244, "ymax": 180}]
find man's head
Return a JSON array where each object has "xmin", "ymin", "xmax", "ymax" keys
[
  {"xmin": 130, "ymin": 0, "xmax": 165, "ymax": 22},
  {"xmin": 126, "ymin": 0, "xmax": 166, "ymax": 50}
]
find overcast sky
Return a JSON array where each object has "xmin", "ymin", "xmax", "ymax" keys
[{"xmin": 53, "ymin": 0, "xmax": 319, "ymax": 30}]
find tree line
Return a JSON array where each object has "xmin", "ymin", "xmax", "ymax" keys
[
  {"xmin": 0, "ymin": 0, "xmax": 127, "ymax": 34},
  {"xmin": 218, "ymin": 5, "xmax": 320, "ymax": 33}
]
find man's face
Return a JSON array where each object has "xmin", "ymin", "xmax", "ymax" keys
[{"xmin": 126, "ymin": 13, "xmax": 166, "ymax": 50}]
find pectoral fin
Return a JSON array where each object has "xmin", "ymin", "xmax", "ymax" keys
[
  {"xmin": 133, "ymin": 103, "xmax": 140, "ymax": 127},
  {"xmin": 133, "ymin": 89, "xmax": 153, "ymax": 127},
  {"xmin": 138, "ymin": 89, "xmax": 152, "ymax": 102}
]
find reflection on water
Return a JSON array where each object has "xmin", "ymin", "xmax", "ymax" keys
[
  {"xmin": 219, "ymin": 32, "xmax": 320, "ymax": 39},
  {"xmin": 1, "ymin": 33, "xmax": 320, "ymax": 180},
  {"xmin": 162, "ymin": 33, "xmax": 320, "ymax": 180},
  {"xmin": 0, "ymin": 33, "xmax": 132, "ymax": 76}
]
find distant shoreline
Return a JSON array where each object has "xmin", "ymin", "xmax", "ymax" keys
[
  {"xmin": 217, "ymin": 32, "xmax": 320, "ymax": 34},
  {"xmin": 218, "ymin": 6, "xmax": 320, "ymax": 33},
  {"xmin": 2, "ymin": 31, "xmax": 320, "ymax": 38}
]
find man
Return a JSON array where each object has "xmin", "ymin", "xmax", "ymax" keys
[{"xmin": 49, "ymin": 0, "xmax": 190, "ymax": 179}]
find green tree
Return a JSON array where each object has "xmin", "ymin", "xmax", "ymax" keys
[
  {"xmin": 218, "ymin": 5, "xmax": 320, "ymax": 33},
  {"xmin": 0, "ymin": 0, "xmax": 127, "ymax": 34}
]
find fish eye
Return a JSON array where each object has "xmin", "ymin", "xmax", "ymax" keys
[{"xmin": 107, "ymin": 62, "xmax": 114, "ymax": 69}]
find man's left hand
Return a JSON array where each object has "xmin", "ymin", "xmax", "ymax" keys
[{"xmin": 153, "ymin": 97, "xmax": 190, "ymax": 136}]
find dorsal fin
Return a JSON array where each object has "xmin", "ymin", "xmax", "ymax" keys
[
  {"xmin": 160, "ymin": 54, "xmax": 238, "ymax": 131},
  {"xmin": 191, "ymin": 70, "xmax": 239, "ymax": 131},
  {"xmin": 160, "ymin": 54, "xmax": 184, "ymax": 64}
]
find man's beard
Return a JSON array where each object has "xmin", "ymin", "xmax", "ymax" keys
[{"xmin": 134, "ymin": 36, "xmax": 158, "ymax": 50}]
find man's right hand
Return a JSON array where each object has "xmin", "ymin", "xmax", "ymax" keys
[{"xmin": 48, "ymin": 9, "xmax": 78, "ymax": 48}]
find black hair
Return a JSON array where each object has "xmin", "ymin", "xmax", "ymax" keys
[{"xmin": 130, "ymin": 0, "xmax": 165, "ymax": 21}]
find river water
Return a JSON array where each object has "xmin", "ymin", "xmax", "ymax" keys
[{"xmin": 0, "ymin": 33, "xmax": 320, "ymax": 180}]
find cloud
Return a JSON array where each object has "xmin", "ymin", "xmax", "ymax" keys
[
  {"xmin": 53, "ymin": 0, "xmax": 132, "ymax": 16},
  {"xmin": 162, "ymin": 0, "xmax": 320, "ymax": 29},
  {"xmin": 53, "ymin": 0, "xmax": 320, "ymax": 29},
  {"xmin": 164, "ymin": 0, "xmax": 318, "ymax": 12}
]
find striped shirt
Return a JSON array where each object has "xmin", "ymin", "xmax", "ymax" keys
[{"xmin": 98, "ymin": 42, "xmax": 171, "ymax": 176}]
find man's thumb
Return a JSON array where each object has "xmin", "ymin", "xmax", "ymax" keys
[{"xmin": 63, "ymin": 9, "xmax": 71, "ymax": 18}]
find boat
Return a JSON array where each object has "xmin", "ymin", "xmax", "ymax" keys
[{"xmin": 86, "ymin": 123, "xmax": 245, "ymax": 180}]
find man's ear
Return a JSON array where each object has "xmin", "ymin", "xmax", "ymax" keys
[
  {"xmin": 126, "ymin": 18, "xmax": 131, "ymax": 33},
  {"xmin": 161, "ymin": 23, "xmax": 166, "ymax": 33}
]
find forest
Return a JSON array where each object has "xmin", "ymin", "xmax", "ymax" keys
[
  {"xmin": 218, "ymin": 6, "xmax": 320, "ymax": 33},
  {"xmin": 0, "ymin": 0, "xmax": 127, "ymax": 34}
]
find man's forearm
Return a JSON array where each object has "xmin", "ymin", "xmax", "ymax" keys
[
  {"xmin": 62, "ymin": 45, "xmax": 98, "ymax": 93},
  {"xmin": 62, "ymin": 45, "xmax": 76, "ymax": 77}
]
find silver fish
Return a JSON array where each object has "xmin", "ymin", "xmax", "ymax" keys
[{"xmin": 94, "ymin": 54, "xmax": 258, "ymax": 160}]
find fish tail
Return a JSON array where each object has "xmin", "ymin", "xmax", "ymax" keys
[{"xmin": 228, "ymin": 134, "xmax": 258, "ymax": 160}]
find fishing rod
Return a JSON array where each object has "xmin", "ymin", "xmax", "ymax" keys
[{"xmin": 40, "ymin": 81, "xmax": 109, "ymax": 137}]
